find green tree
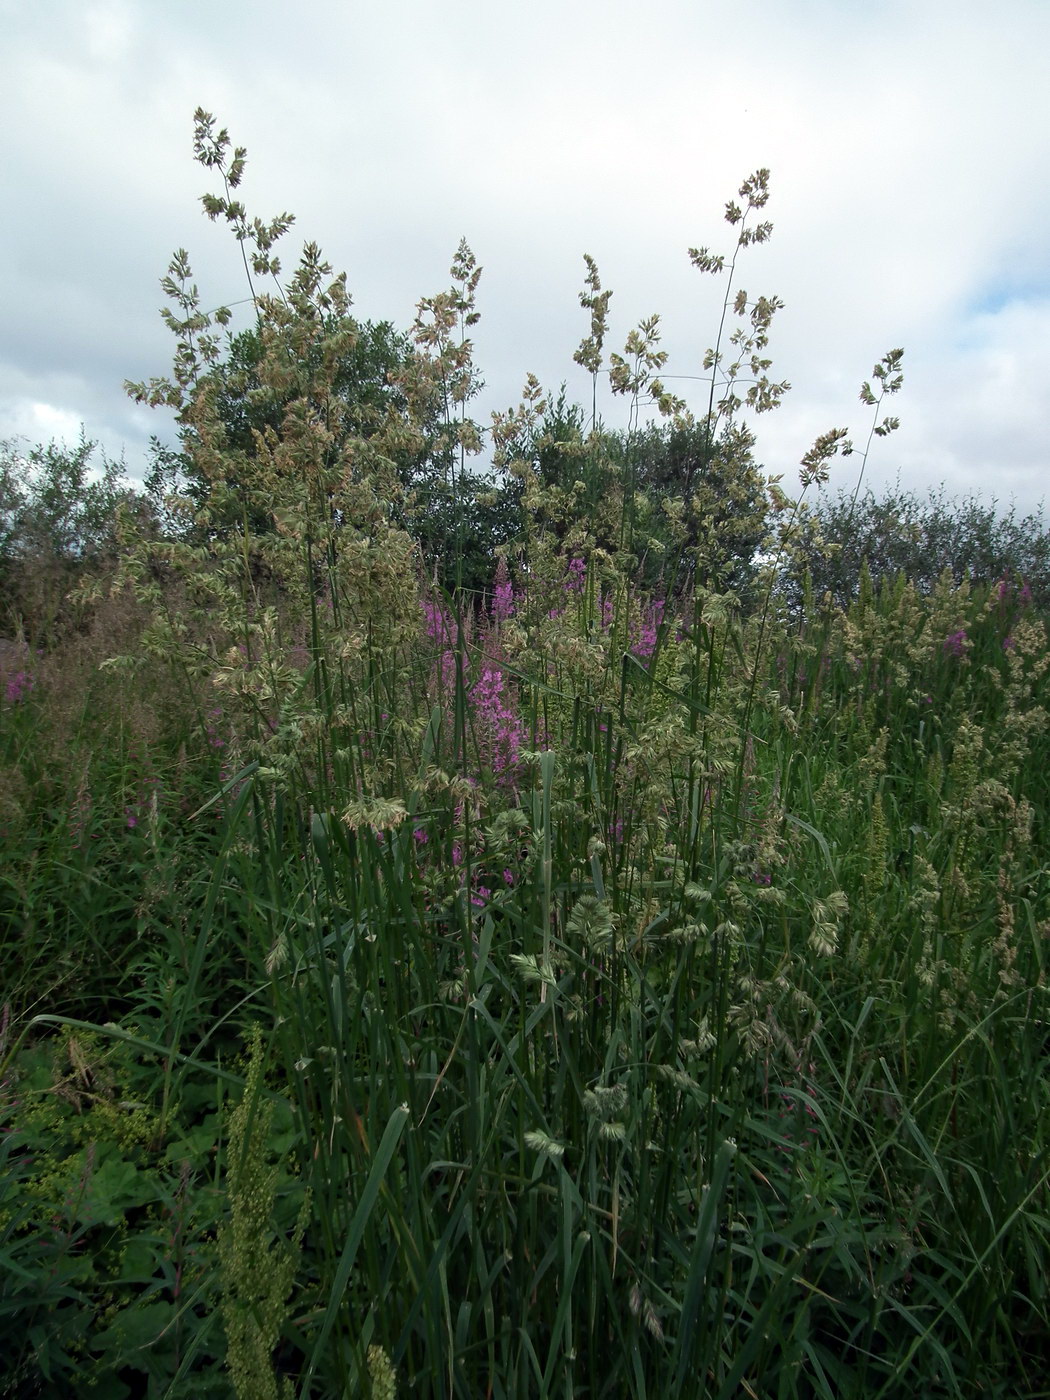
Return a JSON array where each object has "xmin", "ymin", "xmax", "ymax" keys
[
  {"xmin": 788, "ymin": 482, "xmax": 1050, "ymax": 609},
  {"xmin": 0, "ymin": 436, "xmax": 140, "ymax": 640},
  {"xmin": 140, "ymin": 227, "xmax": 511, "ymax": 598},
  {"xmin": 604, "ymin": 417, "xmax": 771, "ymax": 594},
  {"xmin": 508, "ymin": 400, "xmax": 771, "ymax": 598},
  {"xmin": 144, "ymin": 318, "xmax": 429, "ymax": 541}
]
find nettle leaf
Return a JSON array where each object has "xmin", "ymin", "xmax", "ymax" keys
[
  {"xmin": 74, "ymin": 1148, "xmax": 156, "ymax": 1227},
  {"xmin": 90, "ymin": 1299, "xmax": 177, "ymax": 1359},
  {"xmin": 116, "ymin": 1237, "xmax": 160, "ymax": 1283}
]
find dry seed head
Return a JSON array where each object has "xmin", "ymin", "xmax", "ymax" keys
[
  {"xmin": 524, "ymin": 1129, "xmax": 565, "ymax": 1161},
  {"xmin": 340, "ymin": 795, "xmax": 408, "ymax": 832}
]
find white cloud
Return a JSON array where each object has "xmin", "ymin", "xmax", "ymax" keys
[
  {"xmin": 83, "ymin": 0, "xmax": 136, "ymax": 65},
  {"xmin": 2, "ymin": 400, "xmax": 85, "ymax": 448}
]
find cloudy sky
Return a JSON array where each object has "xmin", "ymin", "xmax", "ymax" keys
[{"xmin": 2, "ymin": 0, "xmax": 1049, "ymax": 514}]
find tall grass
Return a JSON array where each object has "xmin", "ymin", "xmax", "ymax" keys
[{"xmin": 1, "ymin": 114, "xmax": 1047, "ymax": 1398}]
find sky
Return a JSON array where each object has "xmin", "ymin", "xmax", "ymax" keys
[{"xmin": 2, "ymin": 0, "xmax": 1049, "ymax": 515}]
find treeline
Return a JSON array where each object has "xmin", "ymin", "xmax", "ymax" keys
[{"xmin": 3, "ymin": 376, "xmax": 1048, "ymax": 646}]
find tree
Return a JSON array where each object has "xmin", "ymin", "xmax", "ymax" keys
[
  {"xmin": 507, "ymin": 399, "xmax": 771, "ymax": 599},
  {"xmin": 604, "ymin": 417, "xmax": 771, "ymax": 594},
  {"xmin": 0, "ymin": 436, "xmax": 140, "ymax": 640},
  {"xmin": 787, "ymin": 482, "xmax": 1050, "ymax": 609},
  {"xmin": 140, "ymin": 231, "xmax": 504, "ymax": 596},
  {"xmin": 144, "ymin": 318, "xmax": 430, "ymax": 541}
]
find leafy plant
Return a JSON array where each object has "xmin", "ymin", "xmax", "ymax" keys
[
  {"xmin": 790, "ymin": 479, "xmax": 1050, "ymax": 608},
  {"xmin": 1, "ymin": 111, "xmax": 1047, "ymax": 1400},
  {"xmin": 0, "ymin": 436, "xmax": 140, "ymax": 643}
]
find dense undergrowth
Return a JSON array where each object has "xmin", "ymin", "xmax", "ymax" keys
[{"xmin": 1, "ymin": 114, "xmax": 1048, "ymax": 1398}]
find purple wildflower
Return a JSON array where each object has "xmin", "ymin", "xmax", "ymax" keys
[
  {"xmin": 632, "ymin": 599, "xmax": 665, "ymax": 662},
  {"xmin": 492, "ymin": 558, "xmax": 515, "ymax": 622},
  {"xmin": 565, "ymin": 557, "xmax": 586, "ymax": 594},
  {"xmin": 472, "ymin": 662, "xmax": 523, "ymax": 781},
  {"xmin": 5, "ymin": 670, "xmax": 33, "ymax": 704},
  {"xmin": 423, "ymin": 596, "xmax": 450, "ymax": 642}
]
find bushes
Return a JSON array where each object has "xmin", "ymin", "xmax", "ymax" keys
[
  {"xmin": 790, "ymin": 480, "xmax": 1050, "ymax": 609},
  {"xmin": 0, "ymin": 436, "xmax": 142, "ymax": 645}
]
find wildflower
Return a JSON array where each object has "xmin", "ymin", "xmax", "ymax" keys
[
  {"xmin": 422, "ymin": 596, "xmax": 451, "ymax": 643},
  {"xmin": 5, "ymin": 670, "xmax": 33, "ymax": 704},
  {"xmin": 564, "ymin": 556, "xmax": 586, "ymax": 594},
  {"xmin": 492, "ymin": 557, "xmax": 515, "ymax": 621},
  {"xmin": 943, "ymin": 629, "xmax": 968, "ymax": 659},
  {"xmin": 471, "ymin": 662, "xmax": 523, "ymax": 781},
  {"xmin": 632, "ymin": 598, "xmax": 665, "ymax": 662}
]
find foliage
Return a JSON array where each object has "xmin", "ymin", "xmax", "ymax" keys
[
  {"xmin": 2, "ymin": 112, "xmax": 1049, "ymax": 1400},
  {"xmin": 788, "ymin": 480, "xmax": 1050, "ymax": 609},
  {"xmin": 603, "ymin": 417, "xmax": 771, "ymax": 594},
  {"xmin": 0, "ymin": 437, "xmax": 141, "ymax": 643},
  {"xmin": 144, "ymin": 319, "xmax": 427, "ymax": 542},
  {"xmin": 0, "ymin": 1027, "xmax": 230, "ymax": 1397},
  {"xmin": 500, "ymin": 406, "xmax": 771, "ymax": 604}
]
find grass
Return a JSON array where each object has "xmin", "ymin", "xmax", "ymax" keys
[
  {"xmin": 0, "ymin": 116, "xmax": 1048, "ymax": 1398},
  {"xmin": 2, "ymin": 556, "xmax": 1047, "ymax": 1398}
]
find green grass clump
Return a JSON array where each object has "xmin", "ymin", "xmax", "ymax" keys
[{"xmin": 1, "ymin": 113, "xmax": 1047, "ymax": 1399}]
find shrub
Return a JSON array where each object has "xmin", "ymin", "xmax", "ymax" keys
[
  {"xmin": 790, "ymin": 480, "xmax": 1050, "ymax": 609},
  {"xmin": 0, "ymin": 436, "xmax": 142, "ymax": 643}
]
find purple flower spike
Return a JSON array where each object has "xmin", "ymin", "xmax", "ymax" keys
[
  {"xmin": 565, "ymin": 557, "xmax": 586, "ymax": 594},
  {"xmin": 5, "ymin": 670, "xmax": 34, "ymax": 704},
  {"xmin": 492, "ymin": 558, "xmax": 516, "ymax": 622}
]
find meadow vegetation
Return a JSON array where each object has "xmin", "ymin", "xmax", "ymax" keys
[{"xmin": 1, "ymin": 112, "xmax": 1048, "ymax": 1398}]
